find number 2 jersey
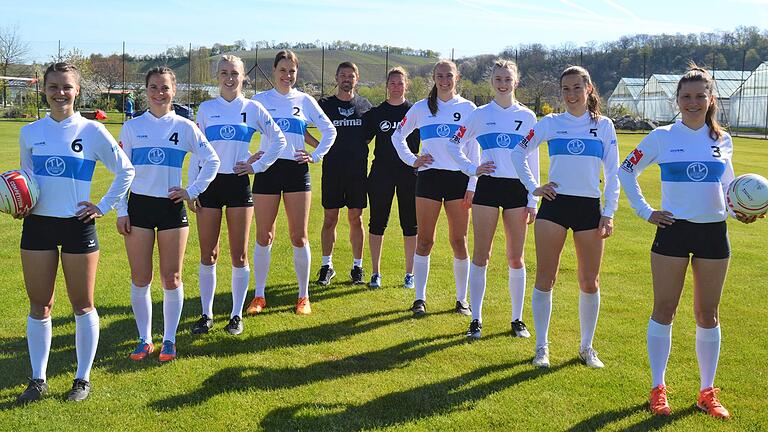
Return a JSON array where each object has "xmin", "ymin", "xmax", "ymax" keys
[
  {"xmin": 117, "ymin": 111, "xmax": 220, "ymax": 216},
  {"xmin": 19, "ymin": 112, "xmax": 134, "ymax": 218},
  {"xmin": 511, "ymin": 111, "xmax": 620, "ymax": 217},
  {"xmin": 252, "ymin": 88, "xmax": 337, "ymax": 163},
  {"xmin": 192, "ymin": 95, "xmax": 286, "ymax": 176},
  {"xmin": 447, "ymin": 101, "xmax": 539, "ymax": 206},
  {"xmin": 391, "ymin": 95, "xmax": 479, "ymax": 190},
  {"xmin": 619, "ymin": 121, "xmax": 735, "ymax": 223}
]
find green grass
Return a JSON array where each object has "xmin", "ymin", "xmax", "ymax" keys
[{"xmin": 0, "ymin": 122, "xmax": 766, "ymax": 431}]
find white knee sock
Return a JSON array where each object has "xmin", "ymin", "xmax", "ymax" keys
[
  {"xmin": 27, "ymin": 316, "xmax": 52, "ymax": 381},
  {"xmin": 468, "ymin": 263, "xmax": 486, "ymax": 321},
  {"xmin": 294, "ymin": 244, "xmax": 311, "ymax": 298},
  {"xmin": 414, "ymin": 253, "xmax": 430, "ymax": 302},
  {"xmin": 130, "ymin": 282, "xmax": 152, "ymax": 343},
  {"xmin": 647, "ymin": 319, "xmax": 672, "ymax": 388},
  {"xmin": 579, "ymin": 290, "xmax": 601, "ymax": 350},
  {"xmin": 74, "ymin": 309, "xmax": 99, "ymax": 381},
  {"xmin": 509, "ymin": 266, "xmax": 526, "ymax": 321},
  {"xmin": 163, "ymin": 286, "xmax": 184, "ymax": 343},
  {"xmin": 453, "ymin": 257, "xmax": 470, "ymax": 303},
  {"xmin": 231, "ymin": 266, "xmax": 250, "ymax": 318},
  {"xmin": 253, "ymin": 243, "xmax": 271, "ymax": 298},
  {"xmin": 532, "ymin": 287, "xmax": 552, "ymax": 349},
  {"xmin": 696, "ymin": 325, "xmax": 721, "ymax": 390},
  {"xmin": 198, "ymin": 263, "xmax": 216, "ymax": 317}
]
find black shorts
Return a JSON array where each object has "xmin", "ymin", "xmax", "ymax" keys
[
  {"xmin": 416, "ymin": 169, "xmax": 469, "ymax": 202},
  {"xmin": 21, "ymin": 214, "xmax": 99, "ymax": 254},
  {"xmin": 198, "ymin": 173, "xmax": 253, "ymax": 209},
  {"xmin": 252, "ymin": 159, "xmax": 311, "ymax": 195},
  {"xmin": 128, "ymin": 193, "xmax": 188, "ymax": 231},
  {"xmin": 472, "ymin": 176, "xmax": 528, "ymax": 209},
  {"xmin": 652, "ymin": 220, "xmax": 730, "ymax": 259},
  {"xmin": 322, "ymin": 168, "xmax": 367, "ymax": 209},
  {"xmin": 367, "ymin": 166, "xmax": 417, "ymax": 236},
  {"xmin": 536, "ymin": 194, "xmax": 601, "ymax": 232}
]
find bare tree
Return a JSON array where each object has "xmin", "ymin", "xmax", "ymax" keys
[{"xmin": 0, "ymin": 24, "xmax": 30, "ymax": 107}]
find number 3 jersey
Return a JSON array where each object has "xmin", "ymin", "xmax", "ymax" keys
[
  {"xmin": 19, "ymin": 113, "xmax": 135, "ymax": 218},
  {"xmin": 117, "ymin": 111, "xmax": 220, "ymax": 216},
  {"xmin": 619, "ymin": 121, "xmax": 735, "ymax": 223},
  {"xmin": 511, "ymin": 111, "xmax": 621, "ymax": 217},
  {"xmin": 193, "ymin": 95, "xmax": 286, "ymax": 175},
  {"xmin": 391, "ymin": 95, "xmax": 479, "ymax": 190}
]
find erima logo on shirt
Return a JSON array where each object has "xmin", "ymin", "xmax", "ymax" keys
[
  {"xmin": 485, "ymin": 122, "xmax": 496, "ymax": 126},
  {"xmin": 687, "ymin": 162, "xmax": 708, "ymax": 181},
  {"xmin": 148, "ymin": 148, "xmax": 166, "ymax": 164},
  {"xmin": 220, "ymin": 125, "xmax": 237, "ymax": 140},
  {"xmin": 556, "ymin": 130, "xmax": 568, "ymax": 134},
  {"xmin": 670, "ymin": 148, "xmax": 685, "ymax": 153},
  {"xmin": 338, "ymin": 107, "xmax": 355, "ymax": 117},
  {"xmin": 496, "ymin": 134, "xmax": 512, "ymax": 148},
  {"xmin": 33, "ymin": 141, "xmax": 46, "ymax": 146},
  {"xmin": 45, "ymin": 156, "xmax": 66, "ymax": 176},
  {"xmin": 566, "ymin": 139, "xmax": 586, "ymax": 155},
  {"xmin": 137, "ymin": 135, "xmax": 148, "ymax": 139},
  {"xmin": 436, "ymin": 124, "xmax": 451, "ymax": 137},
  {"xmin": 210, "ymin": 115, "xmax": 221, "ymax": 119},
  {"xmin": 276, "ymin": 119, "xmax": 291, "ymax": 131}
]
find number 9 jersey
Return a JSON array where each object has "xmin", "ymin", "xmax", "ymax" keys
[{"xmin": 19, "ymin": 112, "xmax": 135, "ymax": 218}]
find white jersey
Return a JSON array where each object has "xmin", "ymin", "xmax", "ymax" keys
[
  {"xmin": 117, "ymin": 111, "xmax": 220, "ymax": 216},
  {"xmin": 19, "ymin": 113, "xmax": 134, "ymax": 218},
  {"xmin": 252, "ymin": 88, "xmax": 337, "ymax": 163},
  {"xmin": 193, "ymin": 95, "xmax": 286, "ymax": 175},
  {"xmin": 619, "ymin": 121, "xmax": 735, "ymax": 223},
  {"xmin": 391, "ymin": 95, "xmax": 479, "ymax": 191},
  {"xmin": 447, "ymin": 100, "xmax": 539, "ymax": 206},
  {"xmin": 511, "ymin": 111, "xmax": 621, "ymax": 217}
]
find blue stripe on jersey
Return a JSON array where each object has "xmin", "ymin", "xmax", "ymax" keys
[
  {"xmin": 548, "ymin": 138, "xmax": 604, "ymax": 159},
  {"xmin": 204, "ymin": 124, "xmax": 256, "ymax": 142},
  {"xmin": 32, "ymin": 155, "xmax": 96, "ymax": 181},
  {"xmin": 131, "ymin": 147, "xmax": 187, "ymax": 168},
  {"xmin": 659, "ymin": 161, "xmax": 725, "ymax": 183},
  {"xmin": 420, "ymin": 123, "xmax": 461, "ymax": 140},
  {"xmin": 273, "ymin": 117, "xmax": 306, "ymax": 136},
  {"xmin": 477, "ymin": 132, "xmax": 524, "ymax": 150}
]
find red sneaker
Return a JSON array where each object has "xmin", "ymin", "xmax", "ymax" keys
[
  {"xmin": 697, "ymin": 387, "xmax": 731, "ymax": 419},
  {"xmin": 649, "ymin": 384, "xmax": 671, "ymax": 416}
]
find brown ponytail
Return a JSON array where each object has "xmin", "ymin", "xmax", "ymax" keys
[
  {"xmin": 427, "ymin": 60, "xmax": 458, "ymax": 116},
  {"xmin": 560, "ymin": 66, "xmax": 601, "ymax": 121},
  {"xmin": 676, "ymin": 62, "xmax": 723, "ymax": 141}
]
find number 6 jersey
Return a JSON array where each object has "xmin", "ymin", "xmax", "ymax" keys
[
  {"xmin": 619, "ymin": 121, "xmax": 735, "ymax": 223},
  {"xmin": 20, "ymin": 112, "xmax": 135, "ymax": 218}
]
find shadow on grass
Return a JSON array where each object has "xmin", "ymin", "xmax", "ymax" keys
[
  {"xmin": 565, "ymin": 402, "xmax": 698, "ymax": 431},
  {"xmin": 257, "ymin": 358, "xmax": 580, "ymax": 431}
]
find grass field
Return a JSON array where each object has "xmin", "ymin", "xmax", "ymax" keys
[{"xmin": 0, "ymin": 120, "xmax": 766, "ymax": 431}]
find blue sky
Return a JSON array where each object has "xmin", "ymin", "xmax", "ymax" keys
[{"xmin": 3, "ymin": 0, "xmax": 767, "ymax": 62}]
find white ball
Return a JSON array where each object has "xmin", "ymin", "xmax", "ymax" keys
[
  {"xmin": 727, "ymin": 173, "xmax": 768, "ymax": 217},
  {"xmin": 0, "ymin": 169, "xmax": 40, "ymax": 215}
]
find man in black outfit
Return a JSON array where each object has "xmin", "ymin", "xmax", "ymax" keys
[{"xmin": 315, "ymin": 62, "xmax": 372, "ymax": 285}]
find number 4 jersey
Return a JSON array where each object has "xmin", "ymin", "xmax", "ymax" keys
[
  {"xmin": 619, "ymin": 121, "xmax": 735, "ymax": 223},
  {"xmin": 20, "ymin": 112, "xmax": 135, "ymax": 218}
]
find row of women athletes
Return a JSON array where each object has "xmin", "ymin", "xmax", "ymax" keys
[{"xmin": 15, "ymin": 50, "xmax": 762, "ymax": 418}]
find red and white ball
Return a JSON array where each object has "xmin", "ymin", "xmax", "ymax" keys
[
  {"xmin": 0, "ymin": 170, "xmax": 39, "ymax": 215},
  {"xmin": 727, "ymin": 173, "xmax": 768, "ymax": 217}
]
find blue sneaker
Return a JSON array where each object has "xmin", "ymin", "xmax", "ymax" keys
[
  {"xmin": 159, "ymin": 340, "xmax": 176, "ymax": 362},
  {"xmin": 129, "ymin": 340, "xmax": 155, "ymax": 361},
  {"xmin": 368, "ymin": 273, "xmax": 382, "ymax": 288},
  {"xmin": 403, "ymin": 273, "xmax": 415, "ymax": 289}
]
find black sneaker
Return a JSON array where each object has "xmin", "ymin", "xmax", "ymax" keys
[
  {"xmin": 17, "ymin": 378, "xmax": 48, "ymax": 404},
  {"xmin": 66, "ymin": 378, "xmax": 90, "ymax": 402},
  {"xmin": 191, "ymin": 314, "xmax": 213, "ymax": 334},
  {"xmin": 224, "ymin": 316, "xmax": 243, "ymax": 335},
  {"xmin": 410, "ymin": 299, "xmax": 426, "ymax": 317},
  {"xmin": 455, "ymin": 300, "xmax": 471, "ymax": 316},
  {"xmin": 351, "ymin": 266, "xmax": 365, "ymax": 284},
  {"xmin": 316, "ymin": 265, "xmax": 336, "ymax": 286},
  {"xmin": 466, "ymin": 319, "xmax": 482, "ymax": 339},
  {"xmin": 511, "ymin": 319, "xmax": 531, "ymax": 338}
]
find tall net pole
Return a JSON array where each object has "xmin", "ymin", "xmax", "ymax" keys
[{"xmin": 188, "ymin": 43, "xmax": 192, "ymax": 108}]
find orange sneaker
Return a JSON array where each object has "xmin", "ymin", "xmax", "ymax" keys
[
  {"xmin": 246, "ymin": 296, "xmax": 267, "ymax": 316},
  {"xmin": 295, "ymin": 297, "xmax": 312, "ymax": 315},
  {"xmin": 158, "ymin": 340, "xmax": 177, "ymax": 362},
  {"xmin": 649, "ymin": 384, "xmax": 671, "ymax": 416},
  {"xmin": 129, "ymin": 340, "xmax": 155, "ymax": 361},
  {"xmin": 697, "ymin": 387, "xmax": 731, "ymax": 419}
]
